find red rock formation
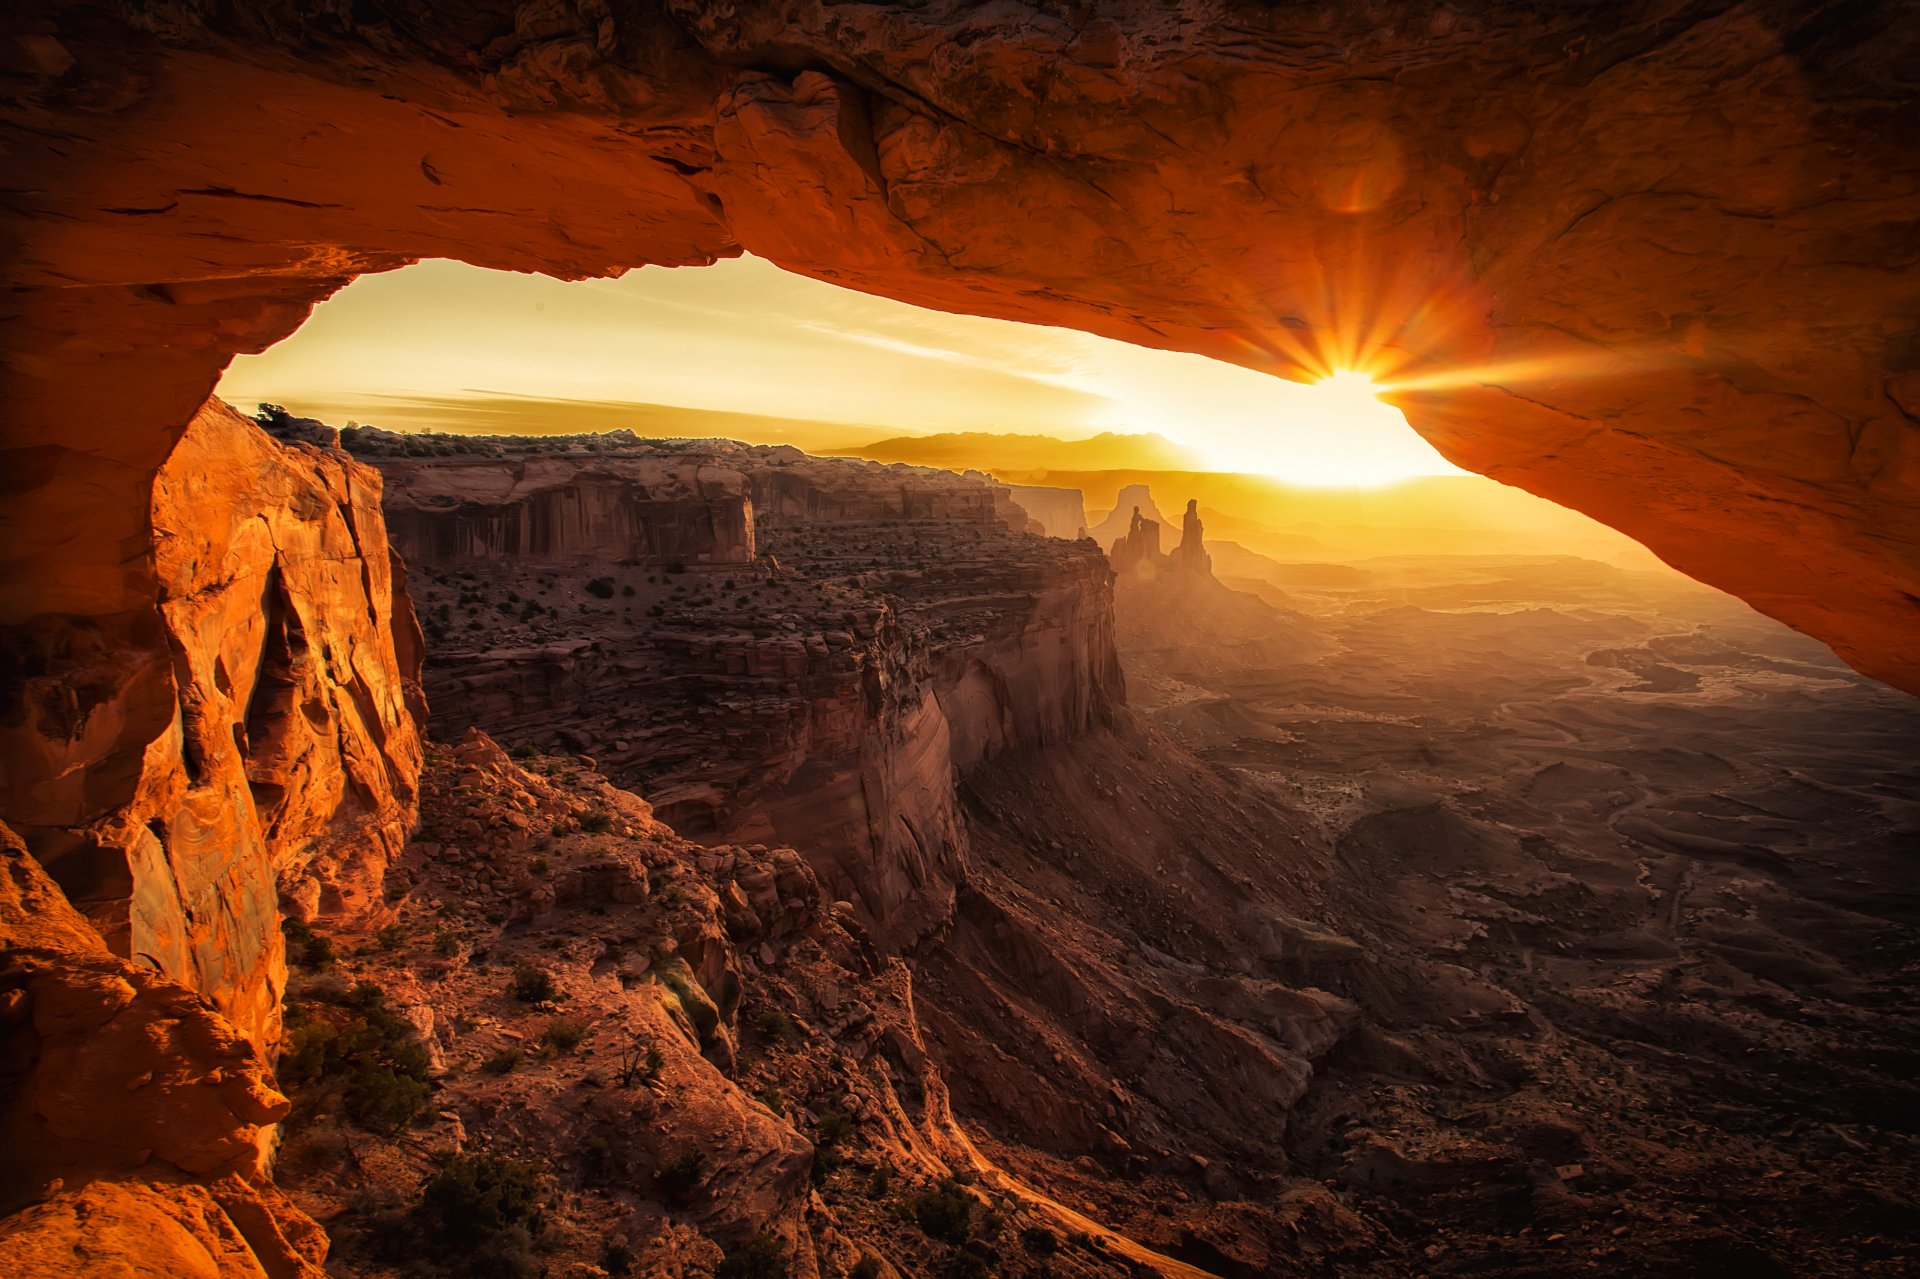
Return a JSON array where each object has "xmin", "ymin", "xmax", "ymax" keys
[
  {"xmin": 2, "ymin": 2, "xmax": 1917, "ymax": 696},
  {"xmin": 1171, "ymin": 500, "xmax": 1213, "ymax": 578},
  {"xmin": 1108, "ymin": 507, "xmax": 1164, "ymax": 579},
  {"xmin": 0, "ymin": 823, "xmax": 326, "ymax": 1277},
  {"xmin": 2, "ymin": 402, "xmax": 421, "ymax": 1048}
]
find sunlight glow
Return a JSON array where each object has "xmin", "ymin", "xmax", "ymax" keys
[{"xmin": 217, "ymin": 256, "xmax": 1470, "ymax": 488}]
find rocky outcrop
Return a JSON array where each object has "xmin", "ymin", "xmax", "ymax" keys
[
  {"xmin": 1108, "ymin": 507, "xmax": 1164, "ymax": 579},
  {"xmin": 355, "ymin": 433, "xmax": 1122, "ymax": 949},
  {"xmin": 265, "ymin": 731, "xmax": 1212, "ymax": 1279},
  {"xmin": 2, "ymin": 401, "xmax": 421, "ymax": 1049},
  {"xmin": 1088, "ymin": 485, "xmax": 1167, "ymax": 552},
  {"xmin": 0, "ymin": 822, "xmax": 326, "ymax": 1277},
  {"xmin": 1110, "ymin": 492, "xmax": 1328, "ymax": 674},
  {"xmin": 3, "ymin": 4, "xmax": 1918, "ymax": 694},
  {"xmin": 1171, "ymin": 500, "xmax": 1212, "ymax": 578},
  {"xmin": 1004, "ymin": 484, "xmax": 1091, "ymax": 541}
]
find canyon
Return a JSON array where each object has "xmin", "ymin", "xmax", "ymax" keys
[
  {"xmin": 3, "ymin": 2, "xmax": 1919, "ymax": 1275},
  {"xmin": 4, "ymin": 406, "xmax": 1917, "ymax": 1276}
]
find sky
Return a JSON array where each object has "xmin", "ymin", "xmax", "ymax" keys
[{"xmin": 218, "ymin": 256, "xmax": 1468, "ymax": 487}]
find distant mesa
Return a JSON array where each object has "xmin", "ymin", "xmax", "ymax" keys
[{"xmin": 1088, "ymin": 483, "xmax": 1167, "ymax": 548}]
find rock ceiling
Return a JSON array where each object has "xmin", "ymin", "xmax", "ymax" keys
[{"xmin": 2, "ymin": 0, "xmax": 1916, "ymax": 689}]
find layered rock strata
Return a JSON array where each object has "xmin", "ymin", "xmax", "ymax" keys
[
  {"xmin": 1, "ymin": 402, "xmax": 421, "ymax": 1048},
  {"xmin": 1003, "ymin": 484, "xmax": 1091, "ymax": 541},
  {"xmin": 0, "ymin": 823, "xmax": 326, "ymax": 1278},
  {"xmin": 358, "ymin": 431, "xmax": 1123, "ymax": 949}
]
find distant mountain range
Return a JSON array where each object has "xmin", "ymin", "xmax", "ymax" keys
[{"xmin": 824, "ymin": 430, "xmax": 1204, "ymax": 474}]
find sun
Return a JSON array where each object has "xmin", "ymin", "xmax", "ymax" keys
[{"xmin": 1315, "ymin": 369, "xmax": 1386, "ymax": 406}]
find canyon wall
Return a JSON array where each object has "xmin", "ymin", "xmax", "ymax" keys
[
  {"xmin": 360, "ymin": 435, "xmax": 1121, "ymax": 947},
  {"xmin": 377, "ymin": 446, "xmax": 755, "ymax": 567},
  {"xmin": 1005, "ymin": 484, "xmax": 1092, "ymax": 541},
  {"xmin": 0, "ymin": 402, "xmax": 421, "ymax": 1048}
]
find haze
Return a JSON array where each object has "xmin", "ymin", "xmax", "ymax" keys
[{"xmin": 219, "ymin": 255, "xmax": 1466, "ymax": 488}]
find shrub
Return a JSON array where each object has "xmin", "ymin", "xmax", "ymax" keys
[
  {"xmin": 910, "ymin": 1178, "xmax": 974, "ymax": 1244},
  {"xmin": 434, "ymin": 928, "xmax": 460, "ymax": 958},
  {"xmin": 850, "ymin": 1258, "xmax": 882, "ymax": 1279},
  {"xmin": 1020, "ymin": 1225, "xmax": 1059, "ymax": 1257},
  {"xmin": 376, "ymin": 923, "xmax": 407, "ymax": 951},
  {"xmin": 749, "ymin": 1006, "xmax": 792, "ymax": 1040},
  {"xmin": 510, "ymin": 966, "xmax": 556, "ymax": 1003},
  {"xmin": 279, "ymin": 984, "xmax": 431, "ymax": 1132},
  {"xmin": 585, "ymin": 577, "xmax": 615, "ymax": 598},
  {"xmin": 578, "ymin": 809, "xmax": 614, "ymax": 834},
  {"xmin": 867, "ymin": 1165, "xmax": 892, "ymax": 1199},
  {"xmin": 510, "ymin": 741, "xmax": 537, "ymax": 759},
  {"xmin": 715, "ymin": 1232, "xmax": 787, "ymax": 1279},
  {"xmin": 421, "ymin": 1153, "xmax": 544, "ymax": 1242},
  {"xmin": 482, "ymin": 1048, "xmax": 522, "ymax": 1075},
  {"xmin": 616, "ymin": 1040, "xmax": 664, "ymax": 1087},
  {"xmin": 543, "ymin": 1019, "xmax": 588, "ymax": 1052},
  {"xmin": 602, "ymin": 1241, "xmax": 636, "ymax": 1276},
  {"xmin": 655, "ymin": 1149, "xmax": 706, "ymax": 1205},
  {"xmin": 817, "ymin": 1111, "xmax": 856, "ymax": 1148},
  {"xmin": 465, "ymin": 1227, "xmax": 541, "ymax": 1279}
]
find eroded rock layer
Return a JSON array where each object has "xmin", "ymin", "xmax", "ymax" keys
[
  {"xmin": 359, "ymin": 430, "xmax": 1123, "ymax": 948},
  {"xmin": 1, "ymin": 1, "xmax": 1917, "ymax": 696},
  {"xmin": 2, "ymin": 403, "xmax": 421, "ymax": 1047}
]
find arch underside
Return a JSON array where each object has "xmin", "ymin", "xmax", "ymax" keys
[{"xmin": 2, "ymin": 0, "xmax": 1916, "ymax": 706}]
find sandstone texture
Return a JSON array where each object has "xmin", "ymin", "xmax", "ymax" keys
[
  {"xmin": 2, "ymin": 401, "xmax": 421, "ymax": 1048},
  {"xmin": 356, "ymin": 429, "xmax": 1123, "ymax": 949},
  {"xmin": 2, "ymin": 2, "xmax": 1917, "ymax": 695},
  {"xmin": 268, "ymin": 730, "xmax": 1216, "ymax": 1279},
  {"xmin": 0, "ymin": 822, "xmax": 327, "ymax": 1278}
]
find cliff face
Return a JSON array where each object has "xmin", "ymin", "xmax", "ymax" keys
[
  {"xmin": 379, "ymin": 449, "xmax": 754, "ymax": 567},
  {"xmin": 1, "ymin": 402, "xmax": 422, "ymax": 1048},
  {"xmin": 1004, "ymin": 484, "xmax": 1091, "ymax": 541},
  {"xmin": 0, "ymin": 824, "xmax": 326, "ymax": 1277},
  {"xmin": 360, "ymin": 434, "xmax": 1122, "ymax": 948}
]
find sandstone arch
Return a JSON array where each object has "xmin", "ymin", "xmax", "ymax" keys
[{"xmin": 3, "ymin": 0, "xmax": 1916, "ymax": 754}]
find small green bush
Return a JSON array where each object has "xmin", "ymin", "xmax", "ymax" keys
[
  {"xmin": 1020, "ymin": 1225, "xmax": 1059, "ymax": 1257},
  {"xmin": 543, "ymin": 1019, "xmax": 588, "ymax": 1052},
  {"xmin": 749, "ymin": 1006, "xmax": 792, "ymax": 1040},
  {"xmin": 909, "ymin": 1178, "xmax": 974, "ymax": 1244},
  {"xmin": 578, "ymin": 810, "xmax": 614, "ymax": 834},
  {"xmin": 421, "ymin": 1153, "xmax": 544, "ymax": 1242},
  {"xmin": 585, "ymin": 577, "xmax": 616, "ymax": 599},
  {"xmin": 714, "ymin": 1232, "xmax": 787, "ymax": 1279},
  {"xmin": 279, "ymin": 983, "xmax": 430, "ymax": 1132},
  {"xmin": 655, "ymin": 1148, "xmax": 706, "ymax": 1205},
  {"xmin": 510, "ymin": 966, "xmax": 556, "ymax": 1003},
  {"xmin": 482, "ymin": 1048, "xmax": 522, "ymax": 1075},
  {"xmin": 850, "ymin": 1258, "xmax": 882, "ymax": 1279}
]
